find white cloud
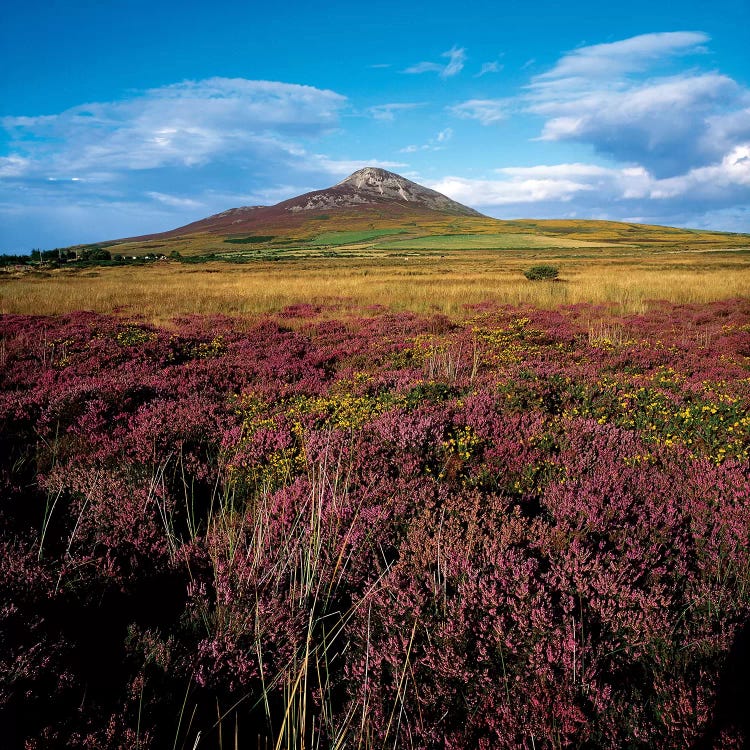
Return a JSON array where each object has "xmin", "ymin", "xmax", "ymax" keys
[
  {"xmin": 0, "ymin": 155, "xmax": 29, "ymax": 177},
  {"xmin": 450, "ymin": 99, "xmax": 509, "ymax": 125},
  {"xmin": 1, "ymin": 78, "xmax": 348, "ymax": 177},
  {"xmin": 430, "ymin": 152, "xmax": 750, "ymax": 227},
  {"xmin": 405, "ymin": 47, "xmax": 466, "ymax": 78},
  {"xmin": 431, "ymin": 174, "xmax": 596, "ymax": 205},
  {"xmin": 525, "ymin": 33, "xmax": 750, "ymax": 178},
  {"xmin": 367, "ymin": 103, "xmax": 424, "ymax": 121},
  {"xmin": 496, "ymin": 163, "xmax": 613, "ymax": 178},
  {"xmin": 146, "ymin": 191, "xmax": 204, "ymax": 209},
  {"xmin": 646, "ymin": 144, "xmax": 750, "ymax": 197}
]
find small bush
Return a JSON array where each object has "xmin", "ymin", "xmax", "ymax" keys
[
  {"xmin": 79, "ymin": 246, "xmax": 112, "ymax": 262},
  {"xmin": 524, "ymin": 264, "xmax": 559, "ymax": 281}
]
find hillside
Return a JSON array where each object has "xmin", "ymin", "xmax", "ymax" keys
[
  {"xmin": 135, "ymin": 167, "xmax": 482, "ymax": 238},
  {"xmin": 98, "ymin": 167, "xmax": 750, "ymax": 258}
]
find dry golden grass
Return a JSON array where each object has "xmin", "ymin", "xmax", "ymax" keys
[{"xmin": 2, "ymin": 248, "xmax": 749, "ymax": 323}]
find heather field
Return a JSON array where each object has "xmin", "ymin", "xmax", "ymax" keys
[{"xmin": 2, "ymin": 300, "xmax": 750, "ymax": 748}]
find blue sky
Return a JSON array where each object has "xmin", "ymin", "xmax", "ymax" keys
[{"xmin": 1, "ymin": 0, "xmax": 749, "ymax": 250}]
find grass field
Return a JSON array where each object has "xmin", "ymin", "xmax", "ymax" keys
[
  {"xmin": 308, "ymin": 228, "xmax": 408, "ymax": 245},
  {"xmin": 2, "ymin": 246, "xmax": 749, "ymax": 322},
  {"xmin": 100, "ymin": 214, "xmax": 750, "ymax": 258},
  {"xmin": 373, "ymin": 232, "xmax": 622, "ymax": 249}
]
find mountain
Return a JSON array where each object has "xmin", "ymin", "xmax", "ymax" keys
[
  {"xmin": 282, "ymin": 168, "xmax": 482, "ymax": 217},
  {"xmin": 140, "ymin": 168, "xmax": 483, "ymax": 239},
  {"xmin": 106, "ymin": 167, "xmax": 749, "ymax": 256}
]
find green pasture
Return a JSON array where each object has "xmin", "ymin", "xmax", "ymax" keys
[
  {"xmin": 372, "ymin": 233, "xmax": 615, "ymax": 250},
  {"xmin": 308, "ymin": 229, "xmax": 408, "ymax": 245}
]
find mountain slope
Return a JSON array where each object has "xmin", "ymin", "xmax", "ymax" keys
[{"xmin": 138, "ymin": 168, "xmax": 483, "ymax": 239}]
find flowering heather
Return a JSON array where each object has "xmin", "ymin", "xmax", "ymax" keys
[{"xmin": 1, "ymin": 300, "xmax": 749, "ymax": 748}]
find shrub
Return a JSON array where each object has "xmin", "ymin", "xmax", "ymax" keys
[
  {"xmin": 79, "ymin": 246, "xmax": 112, "ymax": 262},
  {"xmin": 524, "ymin": 264, "xmax": 559, "ymax": 281},
  {"xmin": 2, "ymin": 302, "xmax": 750, "ymax": 747}
]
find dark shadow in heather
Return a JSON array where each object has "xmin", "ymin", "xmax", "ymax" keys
[{"xmin": 695, "ymin": 620, "xmax": 750, "ymax": 750}]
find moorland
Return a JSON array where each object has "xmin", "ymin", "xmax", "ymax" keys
[
  {"xmin": 2, "ymin": 222, "xmax": 749, "ymax": 321},
  {"xmin": 2, "ymin": 168, "xmax": 750, "ymax": 749}
]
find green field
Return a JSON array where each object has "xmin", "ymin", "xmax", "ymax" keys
[
  {"xmin": 373, "ymin": 232, "xmax": 621, "ymax": 250},
  {"xmin": 309, "ymin": 229, "xmax": 409, "ymax": 245}
]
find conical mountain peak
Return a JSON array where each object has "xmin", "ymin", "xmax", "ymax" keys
[
  {"xmin": 289, "ymin": 166, "xmax": 482, "ymax": 216},
  {"xmin": 135, "ymin": 167, "xmax": 483, "ymax": 238},
  {"xmin": 337, "ymin": 166, "xmax": 404, "ymax": 186}
]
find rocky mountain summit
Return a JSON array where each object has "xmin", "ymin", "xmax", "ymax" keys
[{"xmin": 278, "ymin": 167, "xmax": 482, "ymax": 217}]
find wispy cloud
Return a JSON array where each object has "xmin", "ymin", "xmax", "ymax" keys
[
  {"xmin": 0, "ymin": 155, "xmax": 29, "ymax": 177},
  {"xmin": 367, "ymin": 102, "xmax": 425, "ymax": 121},
  {"xmin": 476, "ymin": 61, "xmax": 503, "ymax": 77},
  {"xmin": 400, "ymin": 128, "xmax": 453, "ymax": 153},
  {"xmin": 310, "ymin": 156, "xmax": 407, "ymax": 175},
  {"xmin": 536, "ymin": 31, "xmax": 709, "ymax": 82},
  {"xmin": 450, "ymin": 99, "xmax": 509, "ymax": 125},
  {"xmin": 146, "ymin": 191, "xmax": 204, "ymax": 209},
  {"xmin": 405, "ymin": 47, "xmax": 466, "ymax": 78},
  {"xmin": 1, "ymin": 78, "xmax": 347, "ymax": 177}
]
